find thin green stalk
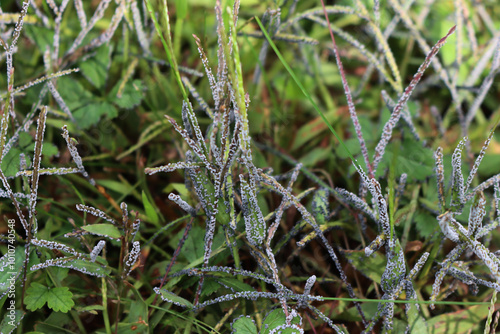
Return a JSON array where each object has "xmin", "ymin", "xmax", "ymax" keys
[
  {"xmin": 144, "ymin": 0, "xmax": 188, "ymax": 102},
  {"xmin": 255, "ymin": 16, "xmax": 362, "ymax": 173},
  {"xmin": 101, "ymin": 276, "xmax": 112, "ymax": 334},
  {"xmin": 320, "ymin": 296, "xmax": 491, "ymax": 306},
  {"xmin": 388, "ymin": 143, "xmax": 399, "ymax": 242}
]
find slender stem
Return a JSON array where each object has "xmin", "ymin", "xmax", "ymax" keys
[
  {"xmin": 149, "ymin": 217, "xmax": 194, "ymax": 316},
  {"xmin": 102, "ymin": 276, "xmax": 112, "ymax": 334}
]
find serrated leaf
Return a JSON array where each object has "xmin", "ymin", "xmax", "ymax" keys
[
  {"xmin": 142, "ymin": 191, "xmax": 159, "ymax": 225},
  {"xmin": 57, "ymin": 77, "xmax": 93, "ymax": 110},
  {"xmin": 81, "ymin": 224, "xmax": 122, "ymax": 239},
  {"xmin": 261, "ymin": 308, "xmax": 301, "ymax": 334},
  {"xmin": 73, "ymin": 102, "xmax": 118, "ymax": 130},
  {"xmin": 25, "ymin": 282, "xmax": 50, "ymax": 311},
  {"xmin": 376, "ymin": 140, "xmax": 435, "ymax": 182},
  {"xmin": 201, "ymin": 278, "xmax": 221, "ymax": 297},
  {"xmin": 0, "ymin": 309, "xmax": 25, "ymax": 334},
  {"xmin": 46, "ymin": 287, "xmax": 74, "ymax": 313},
  {"xmin": 109, "ymin": 80, "xmax": 145, "ymax": 109},
  {"xmin": 232, "ymin": 316, "xmax": 257, "ymax": 334},
  {"xmin": 79, "ymin": 44, "xmax": 111, "ymax": 89},
  {"xmin": 1, "ymin": 148, "xmax": 22, "ymax": 177}
]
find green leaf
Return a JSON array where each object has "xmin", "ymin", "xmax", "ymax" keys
[
  {"xmin": 200, "ymin": 278, "xmax": 220, "ymax": 297},
  {"xmin": 26, "ymin": 142, "xmax": 59, "ymax": 159},
  {"xmin": 79, "ymin": 44, "xmax": 111, "ymax": 89},
  {"xmin": 240, "ymin": 179, "xmax": 266, "ymax": 246},
  {"xmin": 335, "ymin": 138, "xmax": 362, "ymax": 160},
  {"xmin": 0, "ymin": 309, "xmax": 25, "ymax": 334},
  {"xmin": 24, "ymin": 25, "xmax": 54, "ymax": 53},
  {"xmin": 81, "ymin": 224, "xmax": 122, "ymax": 239},
  {"xmin": 376, "ymin": 140, "xmax": 435, "ymax": 181},
  {"xmin": 109, "ymin": 80, "xmax": 145, "ymax": 109},
  {"xmin": 57, "ymin": 77, "xmax": 93, "ymax": 111},
  {"xmin": 25, "ymin": 282, "xmax": 50, "ymax": 311},
  {"xmin": 142, "ymin": 190, "xmax": 159, "ymax": 225},
  {"xmin": 31, "ymin": 307, "xmax": 72, "ymax": 333},
  {"xmin": 299, "ymin": 147, "xmax": 332, "ymax": 168},
  {"xmin": 106, "ymin": 322, "xmax": 149, "ymax": 334},
  {"xmin": 162, "ymin": 183, "xmax": 189, "ymax": 198},
  {"xmin": 215, "ymin": 277, "xmax": 255, "ymax": 292},
  {"xmin": 1, "ymin": 148, "xmax": 22, "ymax": 177},
  {"xmin": 96, "ymin": 179, "xmax": 135, "ymax": 195},
  {"xmin": 125, "ymin": 286, "xmax": 148, "ymax": 325},
  {"xmin": 57, "ymin": 258, "xmax": 111, "ymax": 277},
  {"xmin": 175, "ymin": 0, "xmax": 188, "ymax": 19},
  {"xmin": 232, "ymin": 316, "xmax": 258, "ymax": 334},
  {"xmin": 261, "ymin": 308, "xmax": 301, "ymax": 334},
  {"xmin": 343, "ymin": 249, "xmax": 386, "ymax": 283},
  {"xmin": 292, "ymin": 109, "xmax": 337, "ymax": 150},
  {"xmin": 414, "ymin": 212, "xmax": 438, "ymax": 238},
  {"xmin": 428, "ymin": 304, "xmax": 489, "ymax": 334},
  {"xmin": 312, "ymin": 188, "xmax": 329, "ymax": 225},
  {"xmin": 0, "ymin": 245, "xmax": 25, "ymax": 294},
  {"xmin": 406, "ymin": 302, "xmax": 429, "ymax": 334},
  {"xmin": 181, "ymin": 225, "xmax": 205, "ymax": 263},
  {"xmin": 46, "ymin": 287, "xmax": 74, "ymax": 313},
  {"xmin": 154, "ymin": 288, "xmax": 194, "ymax": 308},
  {"xmin": 73, "ymin": 102, "xmax": 118, "ymax": 130}
]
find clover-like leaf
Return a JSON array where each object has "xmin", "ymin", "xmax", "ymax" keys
[
  {"xmin": 46, "ymin": 287, "xmax": 74, "ymax": 313},
  {"xmin": 109, "ymin": 80, "xmax": 145, "ymax": 109},
  {"xmin": 24, "ymin": 283, "xmax": 50, "ymax": 311},
  {"xmin": 25, "ymin": 283, "xmax": 74, "ymax": 313}
]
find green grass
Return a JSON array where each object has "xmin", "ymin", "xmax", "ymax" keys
[{"xmin": 1, "ymin": 0, "xmax": 500, "ymax": 333}]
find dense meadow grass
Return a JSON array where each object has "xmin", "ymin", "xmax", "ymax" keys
[{"xmin": 1, "ymin": 0, "xmax": 500, "ymax": 333}]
